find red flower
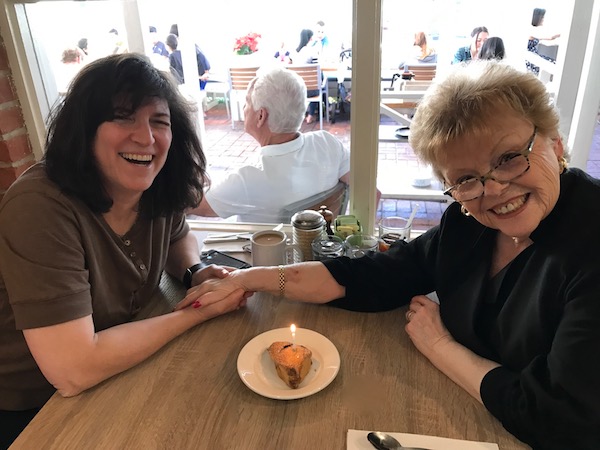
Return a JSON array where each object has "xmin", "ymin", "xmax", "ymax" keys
[{"xmin": 234, "ymin": 32, "xmax": 262, "ymax": 55}]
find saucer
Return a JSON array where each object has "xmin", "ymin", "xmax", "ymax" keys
[{"xmin": 237, "ymin": 327, "xmax": 340, "ymax": 400}]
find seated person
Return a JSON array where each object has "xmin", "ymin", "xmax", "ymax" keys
[
  {"xmin": 165, "ymin": 33, "xmax": 184, "ymax": 84},
  {"xmin": 478, "ymin": 36, "xmax": 505, "ymax": 61},
  {"xmin": 399, "ymin": 31, "xmax": 437, "ymax": 68},
  {"xmin": 188, "ymin": 67, "xmax": 372, "ymax": 223},
  {"xmin": 452, "ymin": 26, "xmax": 488, "ymax": 64},
  {"xmin": 180, "ymin": 60, "xmax": 600, "ymax": 449},
  {"xmin": 0, "ymin": 54, "xmax": 241, "ymax": 448}
]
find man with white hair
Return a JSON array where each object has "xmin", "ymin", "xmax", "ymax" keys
[{"xmin": 189, "ymin": 67, "xmax": 355, "ymax": 222}]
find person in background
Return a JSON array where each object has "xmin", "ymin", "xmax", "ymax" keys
[
  {"xmin": 56, "ymin": 48, "xmax": 84, "ymax": 94},
  {"xmin": 294, "ymin": 28, "xmax": 316, "ymax": 64},
  {"xmin": 165, "ymin": 33, "xmax": 184, "ymax": 84},
  {"xmin": 149, "ymin": 26, "xmax": 169, "ymax": 58},
  {"xmin": 293, "ymin": 28, "xmax": 322, "ymax": 124},
  {"xmin": 478, "ymin": 36, "xmax": 505, "ymax": 61},
  {"xmin": 0, "ymin": 54, "xmax": 243, "ymax": 448},
  {"xmin": 108, "ymin": 28, "xmax": 128, "ymax": 55},
  {"xmin": 412, "ymin": 31, "xmax": 437, "ymax": 63},
  {"xmin": 180, "ymin": 60, "xmax": 600, "ymax": 449},
  {"xmin": 526, "ymin": 8, "xmax": 561, "ymax": 74},
  {"xmin": 274, "ymin": 41, "xmax": 292, "ymax": 64},
  {"xmin": 168, "ymin": 23, "xmax": 211, "ymax": 90},
  {"xmin": 452, "ymin": 26, "xmax": 488, "ymax": 64},
  {"xmin": 399, "ymin": 31, "xmax": 437, "ymax": 68},
  {"xmin": 187, "ymin": 66, "xmax": 368, "ymax": 222},
  {"xmin": 305, "ymin": 20, "xmax": 331, "ymax": 123},
  {"xmin": 311, "ymin": 20, "xmax": 330, "ymax": 60},
  {"xmin": 77, "ymin": 38, "xmax": 88, "ymax": 60}
]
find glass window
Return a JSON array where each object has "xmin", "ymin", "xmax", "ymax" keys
[{"xmin": 3, "ymin": 0, "xmax": 598, "ymax": 235}]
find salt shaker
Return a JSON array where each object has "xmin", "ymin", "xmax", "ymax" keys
[{"xmin": 291, "ymin": 210, "xmax": 326, "ymax": 262}]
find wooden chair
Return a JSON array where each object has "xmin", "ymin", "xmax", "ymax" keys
[
  {"xmin": 278, "ymin": 181, "xmax": 348, "ymax": 223},
  {"xmin": 228, "ymin": 66, "xmax": 259, "ymax": 129},
  {"xmin": 406, "ymin": 64, "xmax": 437, "ymax": 81},
  {"xmin": 286, "ymin": 64, "xmax": 329, "ymax": 130}
]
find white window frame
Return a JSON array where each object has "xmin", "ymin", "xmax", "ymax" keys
[{"xmin": 1, "ymin": 0, "xmax": 598, "ymax": 235}]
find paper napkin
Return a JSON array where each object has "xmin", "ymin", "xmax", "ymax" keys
[{"xmin": 347, "ymin": 429, "xmax": 499, "ymax": 450}]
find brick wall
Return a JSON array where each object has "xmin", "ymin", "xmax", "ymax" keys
[{"xmin": 0, "ymin": 31, "xmax": 35, "ymax": 202}]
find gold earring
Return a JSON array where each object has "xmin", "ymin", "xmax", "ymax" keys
[
  {"xmin": 460, "ymin": 205, "xmax": 471, "ymax": 217},
  {"xmin": 558, "ymin": 157, "xmax": 568, "ymax": 174}
]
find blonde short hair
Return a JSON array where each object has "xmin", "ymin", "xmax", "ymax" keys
[{"xmin": 409, "ymin": 61, "xmax": 561, "ymax": 180}]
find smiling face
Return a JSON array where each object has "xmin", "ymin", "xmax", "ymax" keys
[
  {"xmin": 440, "ymin": 114, "xmax": 563, "ymax": 240},
  {"xmin": 93, "ymin": 98, "xmax": 172, "ymax": 202}
]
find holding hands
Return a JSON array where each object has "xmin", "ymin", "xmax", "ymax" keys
[{"xmin": 177, "ymin": 269, "xmax": 251, "ymax": 311}]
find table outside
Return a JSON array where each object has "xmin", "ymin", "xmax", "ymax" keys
[{"xmin": 11, "ymin": 274, "xmax": 529, "ymax": 450}]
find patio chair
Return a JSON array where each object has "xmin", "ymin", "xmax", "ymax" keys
[
  {"xmin": 277, "ymin": 181, "xmax": 349, "ymax": 223},
  {"xmin": 228, "ymin": 66, "xmax": 260, "ymax": 129},
  {"xmin": 286, "ymin": 64, "xmax": 330, "ymax": 130}
]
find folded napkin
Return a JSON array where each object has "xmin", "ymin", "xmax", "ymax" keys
[{"xmin": 347, "ymin": 429, "xmax": 498, "ymax": 450}]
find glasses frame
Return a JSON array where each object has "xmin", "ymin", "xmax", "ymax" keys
[{"xmin": 443, "ymin": 127, "xmax": 538, "ymax": 202}]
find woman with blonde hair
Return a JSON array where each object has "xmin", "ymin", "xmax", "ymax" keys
[{"xmin": 179, "ymin": 61, "xmax": 600, "ymax": 448}]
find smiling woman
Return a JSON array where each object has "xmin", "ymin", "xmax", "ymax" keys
[
  {"xmin": 0, "ymin": 54, "xmax": 246, "ymax": 448},
  {"xmin": 174, "ymin": 60, "xmax": 600, "ymax": 449}
]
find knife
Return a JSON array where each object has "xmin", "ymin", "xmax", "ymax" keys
[{"xmin": 203, "ymin": 233, "xmax": 253, "ymax": 244}]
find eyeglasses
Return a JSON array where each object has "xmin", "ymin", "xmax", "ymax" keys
[{"xmin": 443, "ymin": 127, "xmax": 537, "ymax": 202}]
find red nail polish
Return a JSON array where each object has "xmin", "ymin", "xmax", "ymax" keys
[{"xmin": 193, "ymin": 301, "xmax": 201, "ymax": 309}]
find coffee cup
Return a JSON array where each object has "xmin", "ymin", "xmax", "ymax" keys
[{"xmin": 250, "ymin": 230, "xmax": 303, "ymax": 266}]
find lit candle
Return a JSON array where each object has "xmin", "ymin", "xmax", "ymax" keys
[{"xmin": 290, "ymin": 324, "xmax": 296, "ymax": 349}]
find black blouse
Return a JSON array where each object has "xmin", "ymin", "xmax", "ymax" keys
[{"xmin": 324, "ymin": 168, "xmax": 600, "ymax": 449}]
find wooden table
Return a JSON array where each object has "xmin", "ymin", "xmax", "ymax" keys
[{"xmin": 11, "ymin": 275, "xmax": 529, "ymax": 450}]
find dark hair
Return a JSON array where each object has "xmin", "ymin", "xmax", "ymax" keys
[
  {"xmin": 479, "ymin": 37, "xmax": 505, "ymax": 60},
  {"xmin": 43, "ymin": 53, "xmax": 207, "ymax": 218},
  {"xmin": 169, "ymin": 24, "xmax": 179, "ymax": 37},
  {"xmin": 149, "ymin": 26, "xmax": 157, "ymax": 33},
  {"xmin": 296, "ymin": 29, "xmax": 313, "ymax": 53},
  {"xmin": 77, "ymin": 38, "xmax": 88, "ymax": 52},
  {"xmin": 471, "ymin": 26, "xmax": 488, "ymax": 37},
  {"xmin": 532, "ymin": 8, "xmax": 546, "ymax": 26},
  {"xmin": 166, "ymin": 34, "xmax": 178, "ymax": 50}
]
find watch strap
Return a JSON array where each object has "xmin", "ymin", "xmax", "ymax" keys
[{"xmin": 183, "ymin": 263, "xmax": 204, "ymax": 289}]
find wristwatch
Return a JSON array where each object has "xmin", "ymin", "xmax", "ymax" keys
[{"xmin": 183, "ymin": 263, "xmax": 204, "ymax": 289}]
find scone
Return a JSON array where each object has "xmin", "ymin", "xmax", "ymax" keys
[{"xmin": 267, "ymin": 341, "xmax": 312, "ymax": 389}]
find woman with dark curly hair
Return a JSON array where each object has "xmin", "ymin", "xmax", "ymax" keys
[{"xmin": 0, "ymin": 53, "xmax": 243, "ymax": 447}]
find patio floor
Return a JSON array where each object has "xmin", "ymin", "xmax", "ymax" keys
[{"xmin": 201, "ymin": 101, "xmax": 600, "ymax": 232}]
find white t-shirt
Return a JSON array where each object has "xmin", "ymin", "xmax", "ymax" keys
[{"xmin": 205, "ymin": 131, "xmax": 350, "ymax": 223}]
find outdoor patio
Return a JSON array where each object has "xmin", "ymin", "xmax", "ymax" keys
[{"xmin": 201, "ymin": 100, "xmax": 600, "ymax": 232}]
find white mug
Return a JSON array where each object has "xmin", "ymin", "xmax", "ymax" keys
[{"xmin": 251, "ymin": 230, "xmax": 303, "ymax": 266}]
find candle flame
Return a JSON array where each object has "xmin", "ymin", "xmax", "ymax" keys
[{"xmin": 290, "ymin": 324, "xmax": 296, "ymax": 333}]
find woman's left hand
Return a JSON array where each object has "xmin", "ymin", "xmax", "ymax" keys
[{"xmin": 404, "ymin": 295, "xmax": 454, "ymax": 358}]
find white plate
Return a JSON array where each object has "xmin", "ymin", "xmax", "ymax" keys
[{"xmin": 237, "ymin": 327, "xmax": 340, "ymax": 400}]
